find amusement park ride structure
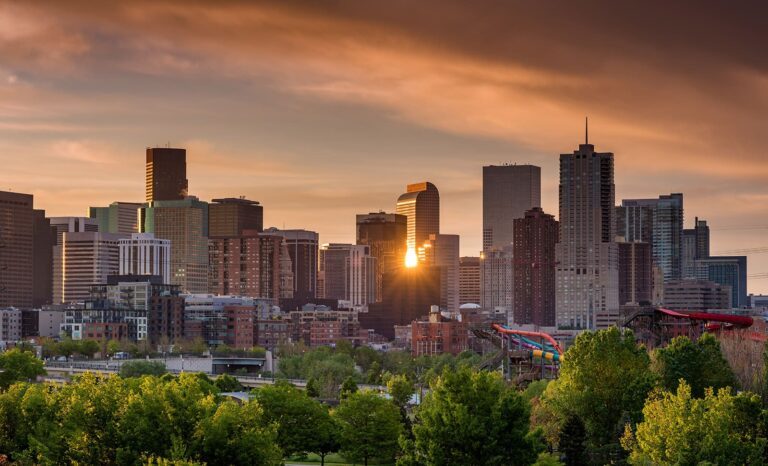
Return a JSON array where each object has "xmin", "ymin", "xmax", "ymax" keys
[{"xmin": 473, "ymin": 307, "xmax": 755, "ymax": 386}]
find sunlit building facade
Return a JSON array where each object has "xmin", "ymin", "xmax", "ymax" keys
[
  {"xmin": 396, "ymin": 182, "xmax": 440, "ymax": 261},
  {"xmin": 145, "ymin": 147, "xmax": 188, "ymax": 202},
  {"xmin": 56, "ymin": 231, "xmax": 125, "ymax": 304},
  {"xmin": 356, "ymin": 212, "xmax": 407, "ymax": 301},
  {"xmin": 139, "ymin": 197, "xmax": 209, "ymax": 294}
]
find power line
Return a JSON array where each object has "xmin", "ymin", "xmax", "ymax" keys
[{"xmin": 711, "ymin": 225, "xmax": 768, "ymax": 231}]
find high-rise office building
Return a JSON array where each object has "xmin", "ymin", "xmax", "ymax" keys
[
  {"xmin": 119, "ymin": 233, "xmax": 171, "ymax": 283},
  {"xmin": 480, "ymin": 247, "xmax": 513, "ymax": 318},
  {"xmin": 0, "ymin": 191, "xmax": 34, "ymax": 309},
  {"xmin": 264, "ymin": 228, "xmax": 318, "ymax": 300},
  {"xmin": 32, "ymin": 209, "xmax": 54, "ymax": 307},
  {"xmin": 318, "ymin": 243, "xmax": 376, "ymax": 306},
  {"xmin": 208, "ymin": 230, "xmax": 283, "ymax": 299},
  {"xmin": 617, "ymin": 241, "xmax": 653, "ymax": 306},
  {"xmin": 145, "ymin": 147, "xmax": 188, "ymax": 202},
  {"xmin": 422, "ymin": 234, "xmax": 460, "ymax": 314},
  {"xmin": 89, "ymin": 202, "xmax": 143, "ymax": 234},
  {"xmin": 319, "ymin": 244, "xmax": 351, "ymax": 301},
  {"xmin": 555, "ymin": 132, "xmax": 619, "ymax": 329},
  {"xmin": 56, "ymin": 232, "xmax": 125, "ymax": 303},
  {"xmin": 482, "ymin": 164, "xmax": 541, "ymax": 251},
  {"xmin": 49, "ymin": 216, "xmax": 100, "ymax": 305},
  {"xmin": 480, "ymin": 165, "xmax": 541, "ymax": 324},
  {"xmin": 617, "ymin": 194, "xmax": 684, "ymax": 282},
  {"xmin": 49, "ymin": 216, "xmax": 99, "ymax": 245},
  {"xmin": 513, "ymin": 208, "xmax": 558, "ymax": 327},
  {"xmin": 396, "ymin": 182, "xmax": 439, "ymax": 260},
  {"xmin": 682, "ymin": 217, "xmax": 710, "ymax": 278},
  {"xmin": 695, "ymin": 255, "xmax": 747, "ymax": 308},
  {"xmin": 356, "ymin": 212, "xmax": 407, "ymax": 301},
  {"xmin": 208, "ymin": 197, "xmax": 264, "ymax": 238},
  {"xmin": 139, "ymin": 197, "xmax": 209, "ymax": 294},
  {"xmin": 459, "ymin": 257, "xmax": 481, "ymax": 305},
  {"xmin": 347, "ymin": 245, "xmax": 377, "ymax": 307}
]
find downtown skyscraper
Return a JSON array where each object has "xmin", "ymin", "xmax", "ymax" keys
[
  {"xmin": 555, "ymin": 133, "xmax": 619, "ymax": 329},
  {"xmin": 145, "ymin": 147, "xmax": 188, "ymax": 202},
  {"xmin": 482, "ymin": 164, "xmax": 541, "ymax": 251},
  {"xmin": 616, "ymin": 193, "xmax": 684, "ymax": 282},
  {"xmin": 356, "ymin": 212, "xmax": 407, "ymax": 301},
  {"xmin": 396, "ymin": 182, "xmax": 439, "ymax": 261},
  {"xmin": 480, "ymin": 164, "xmax": 540, "ymax": 322},
  {"xmin": 513, "ymin": 208, "xmax": 558, "ymax": 327}
]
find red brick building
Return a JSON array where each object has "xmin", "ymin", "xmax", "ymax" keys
[
  {"xmin": 513, "ymin": 207, "xmax": 558, "ymax": 327},
  {"xmin": 255, "ymin": 319, "xmax": 290, "ymax": 349},
  {"xmin": 83, "ymin": 322, "xmax": 128, "ymax": 341},
  {"xmin": 148, "ymin": 295, "xmax": 185, "ymax": 344},
  {"xmin": 411, "ymin": 307, "xmax": 468, "ymax": 356},
  {"xmin": 224, "ymin": 305, "xmax": 255, "ymax": 349},
  {"xmin": 289, "ymin": 306, "xmax": 364, "ymax": 347},
  {"xmin": 209, "ymin": 230, "xmax": 283, "ymax": 299}
]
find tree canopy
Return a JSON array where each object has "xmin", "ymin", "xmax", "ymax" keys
[
  {"xmin": 622, "ymin": 381, "xmax": 767, "ymax": 465},
  {"xmin": 652, "ymin": 334, "xmax": 738, "ymax": 398},
  {"xmin": 0, "ymin": 372, "xmax": 281, "ymax": 465},
  {"xmin": 541, "ymin": 328, "xmax": 656, "ymax": 454},
  {"xmin": 255, "ymin": 382, "xmax": 340, "ymax": 462},
  {"xmin": 119, "ymin": 360, "xmax": 168, "ymax": 378},
  {"xmin": 400, "ymin": 367, "xmax": 543, "ymax": 466},
  {"xmin": 334, "ymin": 391, "xmax": 402, "ymax": 466},
  {"xmin": 0, "ymin": 349, "xmax": 45, "ymax": 390}
]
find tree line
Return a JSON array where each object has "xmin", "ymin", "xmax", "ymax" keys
[{"xmin": 3, "ymin": 326, "xmax": 768, "ymax": 465}]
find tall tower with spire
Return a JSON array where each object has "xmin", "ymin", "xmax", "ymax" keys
[{"xmin": 555, "ymin": 123, "xmax": 619, "ymax": 329}]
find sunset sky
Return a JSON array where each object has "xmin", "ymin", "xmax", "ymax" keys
[{"xmin": 1, "ymin": 1, "xmax": 767, "ymax": 290}]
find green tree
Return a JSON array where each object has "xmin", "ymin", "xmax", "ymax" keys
[
  {"xmin": 313, "ymin": 409, "xmax": 341, "ymax": 466},
  {"xmin": 622, "ymin": 381, "xmax": 766, "ymax": 465},
  {"xmin": 400, "ymin": 367, "xmax": 543, "ymax": 465},
  {"xmin": 306, "ymin": 377, "xmax": 321, "ymax": 398},
  {"xmin": 543, "ymin": 328, "xmax": 656, "ymax": 451},
  {"xmin": 335, "ymin": 339, "xmax": 355, "ymax": 357},
  {"xmin": 0, "ymin": 349, "xmax": 45, "ymax": 389},
  {"xmin": 120, "ymin": 360, "xmax": 168, "ymax": 378},
  {"xmin": 106, "ymin": 339, "xmax": 121, "ymax": 357},
  {"xmin": 386, "ymin": 373, "xmax": 415, "ymax": 410},
  {"xmin": 193, "ymin": 400, "xmax": 282, "ymax": 466},
  {"xmin": 58, "ymin": 338, "xmax": 79, "ymax": 358},
  {"xmin": 559, "ymin": 416, "xmax": 587, "ymax": 466},
  {"xmin": 256, "ymin": 383, "xmax": 328, "ymax": 457},
  {"xmin": 533, "ymin": 452, "xmax": 565, "ymax": 466},
  {"xmin": 214, "ymin": 374, "xmax": 243, "ymax": 392},
  {"xmin": 340, "ymin": 376, "xmax": 358, "ymax": 399},
  {"xmin": 278, "ymin": 346, "xmax": 357, "ymax": 398},
  {"xmin": 334, "ymin": 391, "xmax": 402, "ymax": 466},
  {"xmin": 355, "ymin": 346, "xmax": 382, "ymax": 373},
  {"xmin": 79, "ymin": 339, "xmax": 100, "ymax": 358},
  {"xmin": 41, "ymin": 338, "xmax": 60, "ymax": 358},
  {"xmin": 652, "ymin": 334, "xmax": 737, "ymax": 397}
]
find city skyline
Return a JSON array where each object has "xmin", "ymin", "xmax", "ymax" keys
[{"xmin": 1, "ymin": 1, "xmax": 767, "ymax": 291}]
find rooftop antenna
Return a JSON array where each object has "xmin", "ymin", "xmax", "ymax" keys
[{"xmin": 585, "ymin": 116, "xmax": 589, "ymax": 145}]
